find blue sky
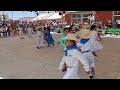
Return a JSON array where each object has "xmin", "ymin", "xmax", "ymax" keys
[
  {"xmin": 0, "ymin": 11, "xmax": 36, "ymax": 20},
  {"xmin": 0, "ymin": 11, "xmax": 56, "ymax": 20}
]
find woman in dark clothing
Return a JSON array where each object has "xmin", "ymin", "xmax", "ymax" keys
[
  {"xmin": 7, "ymin": 26, "xmax": 11, "ymax": 36},
  {"xmin": 43, "ymin": 27, "xmax": 48, "ymax": 44}
]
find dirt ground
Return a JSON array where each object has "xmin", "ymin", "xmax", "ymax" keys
[{"xmin": 0, "ymin": 34, "xmax": 120, "ymax": 79}]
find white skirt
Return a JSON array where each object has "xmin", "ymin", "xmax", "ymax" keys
[{"xmin": 91, "ymin": 40, "xmax": 103, "ymax": 52}]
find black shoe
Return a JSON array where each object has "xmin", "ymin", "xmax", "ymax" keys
[
  {"xmin": 62, "ymin": 67, "xmax": 67, "ymax": 72},
  {"xmin": 47, "ymin": 45, "xmax": 50, "ymax": 47},
  {"xmin": 93, "ymin": 52, "xmax": 97, "ymax": 57},
  {"xmin": 52, "ymin": 43, "xmax": 54, "ymax": 46},
  {"xmin": 37, "ymin": 47, "xmax": 40, "ymax": 49},
  {"xmin": 90, "ymin": 76, "xmax": 93, "ymax": 79},
  {"xmin": 21, "ymin": 37, "xmax": 24, "ymax": 39}
]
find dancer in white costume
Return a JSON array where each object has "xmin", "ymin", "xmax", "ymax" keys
[
  {"xmin": 58, "ymin": 34, "xmax": 90, "ymax": 79},
  {"xmin": 90, "ymin": 25, "xmax": 103, "ymax": 56},
  {"xmin": 18, "ymin": 24, "xmax": 24, "ymax": 39},
  {"xmin": 37, "ymin": 25, "xmax": 44, "ymax": 49},
  {"xmin": 77, "ymin": 29, "xmax": 95, "ymax": 79},
  {"xmin": 27, "ymin": 25, "xmax": 33, "ymax": 38}
]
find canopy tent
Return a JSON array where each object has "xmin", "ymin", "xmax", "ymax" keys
[
  {"xmin": 32, "ymin": 13, "xmax": 65, "ymax": 21},
  {"xmin": 41, "ymin": 13, "xmax": 54, "ymax": 20},
  {"xmin": 47, "ymin": 13, "xmax": 65, "ymax": 20},
  {"xmin": 32, "ymin": 13, "xmax": 53, "ymax": 21}
]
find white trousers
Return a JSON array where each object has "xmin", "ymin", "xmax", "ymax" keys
[
  {"xmin": 82, "ymin": 52, "xmax": 95, "ymax": 68},
  {"xmin": 28, "ymin": 30, "xmax": 32, "ymax": 38},
  {"xmin": 63, "ymin": 67, "xmax": 80, "ymax": 79},
  {"xmin": 1, "ymin": 33, "xmax": 3, "ymax": 37},
  {"xmin": 19, "ymin": 30, "xmax": 24, "ymax": 38},
  {"xmin": 37, "ymin": 36, "xmax": 44, "ymax": 47}
]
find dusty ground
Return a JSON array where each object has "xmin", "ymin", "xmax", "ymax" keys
[{"xmin": 0, "ymin": 34, "xmax": 120, "ymax": 79}]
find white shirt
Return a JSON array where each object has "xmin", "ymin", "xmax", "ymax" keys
[
  {"xmin": 27, "ymin": 27, "xmax": 32, "ymax": 31},
  {"xmin": 45, "ymin": 23, "xmax": 47, "ymax": 27},
  {"xmin": 2, "ymin": 27, "xmax": 6, "ymax": 32},
  {"xmin": 37, "ymin": 30, "xmax": 44, "ymax": 37},
  {"xmin": 59, "ymin": 49, "xmax": 90, "ymax": 72},
  {"xmin": 116, "ymin": 20, "xmax": 120, "ymax": 24},
  {"xmin": 108, "ymin": 20, "xmax": 111, "ymax": 23},
  {"xmin": 18, "ymin": 27, "xmax": 23, "ymax": 31},
  {"xmin": 77, "ymin": 39, "xmax": 93, "ymax": 52},
  {"xmin": 0, "ymin": 27, "xmax": 2, "ymax": 32},
  {"xmin": 90, "ymin": 30, "xmax": 98, "ymax": 41}
]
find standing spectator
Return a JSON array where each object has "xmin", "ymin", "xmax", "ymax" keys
[
  {"xmin": 98, "ymin": 20, "xmax": 102, "ymax": 29},
  {"xmin": 108, "ymin": 19, "xmax": 112, "ymax": 28},
  {"xmin": 116, "ymin": 18, "xmax": 120, "ymax": 28},
  {"xmin": 112, "ymin": 20, "xmax": 117, "ymax": 28},
  {"xmin": 7, "ymin": 25, "xmax": 11, "ymax": 36},
  {"xmin": 10, "ymin": 25, "xmax": 16, "ymax": 36},
  {"xmin": 0, "ymin": 26, "xmax": 3, "ymax": 37},
  {"xmin": 18, "ymin": 24, "xmax": 24, "ymax": 39},
  {"xmin": 2, "ymin": 26, "xmax": 6, "ymax": 37},
  {"xmin": 27, "ymin": 25, "xmax": 33, "ymax": 38}
]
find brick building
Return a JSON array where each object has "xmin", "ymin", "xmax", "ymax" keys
[{"xmin": 64, "ymin": 11, "xmax": 120, "ymax": 25}]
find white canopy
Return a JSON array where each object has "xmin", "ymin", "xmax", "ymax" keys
[
  {"xmin": 32, "ymin": 13, "xmax": 65, "ymax": 21},
  {"xmin": 32, "ymin": 13, "xmax": 52, "ymax": 21},
  {"xmin": 47, "ymin": 13, "xmax": 65, "ymax": 20}
]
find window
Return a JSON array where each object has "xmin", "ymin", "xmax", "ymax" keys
[
  {"xmin": 83, "ymin": 18, "xmax": 88, "ymax": 22},
  {"xmin": 76, "ymin": 19, "xmax": 81, "ymax": 22},
  {"xmin": 83, "ymin": 14, "xmax": 88, "ymax": 17},
  {"xmin": 72, "ymin": 14, "xmax": 76, "ymax": 18},
  {"xmin": 114, "ymin": 11, "xmax": 120, "ymax": 15},
  {"xmin": 72, "ymin": 19, "xmax": 76, "ymax": 22},
  {"xmin": 114, "ymin": 16, "xmax": 120, "ymax": 20},
  {"xmin": 77, "ymin": 14, "xmax": 81, "ymax": 17}
]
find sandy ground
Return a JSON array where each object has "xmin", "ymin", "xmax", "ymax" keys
[{"xmin": 0, "ymin": 33, "xmax": 120, "ymax": 79}]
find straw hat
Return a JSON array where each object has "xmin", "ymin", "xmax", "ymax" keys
[
  {"xmin": 62, "ymin": 33, "xmax": 79, "ymax": 42},
  {"xmin": 86, "ymin": 25, "xmax": 91, "ymax": 29},
  {"xmin": 80, "ymin": 29, "xmax": 91, "ymax": 39},
  {"xmin": 36, "ymin": 25, "xmax": 42, "ymax": 30},
  {"xmin": 81, "ymin": 24, "xmax": 91, "ymax": 29}
]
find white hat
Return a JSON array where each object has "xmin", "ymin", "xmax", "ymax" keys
[
  {"xmin": 62, "ymin": 33, "xmax": 79, "ymax": 42},
  {"xmin": 80, "ymin": 29, "xmax": 91, "ymax": 39}
]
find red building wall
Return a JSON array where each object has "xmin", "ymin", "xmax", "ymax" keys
[
  {"xmin": 95, "ymin": 11, "xmax": 113, "ymax": 25},
  {"xmin": 65, "ymin": 14, "xmax": 71, "ymax": 25}
]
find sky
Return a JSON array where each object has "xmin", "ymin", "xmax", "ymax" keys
[
  {"xmin": 0, "ymin": 11, "xmax": 56, "ymax": 20},
  {"xmin": 0, "ymin": 11, "xmax": 37, "ymax": 20}
]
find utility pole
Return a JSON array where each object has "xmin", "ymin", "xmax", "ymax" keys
[
  {"xmin": 12, "ymin": 11, "xmax": 13, "ymax": 20},
  {"xmin": 58, "ymin": 11, "xmax": 65, "ymax": 29}
]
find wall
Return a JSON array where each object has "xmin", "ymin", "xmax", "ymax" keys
[
  {"xmin": 65, "ymin": 14, "xmax": 71, "ymax": 25},
  {"xmin": 95, "ymin": 11, "xmax": 113, "ymax": 25}
]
